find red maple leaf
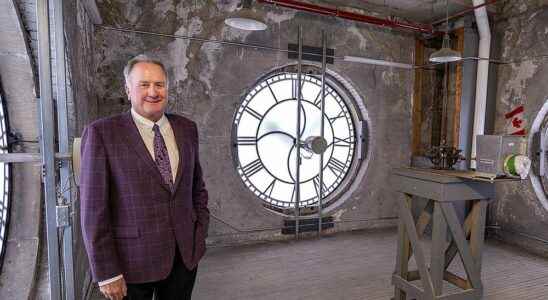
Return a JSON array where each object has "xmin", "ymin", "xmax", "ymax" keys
[{"xmin": 512, "ymin": 117, "xmax": 523, "ymax": 128}]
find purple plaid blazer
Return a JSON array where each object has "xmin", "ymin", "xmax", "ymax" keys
[{"xmin": 80, "ymin": 112, "xmax": 209, "ymax": 283}]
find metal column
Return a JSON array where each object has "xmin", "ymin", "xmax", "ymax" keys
[
  {"xmin": 36, "ymin": 0, "xmax": 62, "ymax": 299},
  {"xmin": 294, "ymin": 26, "xmax": 303, "ymax": 238},
  {"xmin": 52, "ymin": 0, "xmax": 75, "ymax": 298},
  {"xmin": 318, "ymin": 31, "xmax": 327, "ymax": 236}
]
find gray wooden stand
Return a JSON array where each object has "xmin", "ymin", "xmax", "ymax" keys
[{"xmin": 391, "ymin": 168, "xmax": 498, "ymax": 300}]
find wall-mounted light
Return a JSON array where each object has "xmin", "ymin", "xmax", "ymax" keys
[
  {"xmin": 429, "ymin": 0, "xmax": 461, "ymax": 63},
  {"xmin": 225, "ymin": 0, "xmax": 267, "ymax": 31}
]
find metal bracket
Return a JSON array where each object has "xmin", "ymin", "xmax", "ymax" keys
[{"xmin": 56, "ymin": 205, "xmax": 71, "ymax": 227}]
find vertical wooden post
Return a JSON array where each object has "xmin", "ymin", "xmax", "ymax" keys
[
  {"xmin": 453, "ymin": 28, "xmax": 465, "ymax": 149},
  {"xmin": 412, "ymin": 39, "xmax": 425, "ymax": 156}
]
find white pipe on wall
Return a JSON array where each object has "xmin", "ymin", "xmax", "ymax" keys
[
  {"xmin": 471, "ymin": 0, "xmax": 491, "ymax": 168},
  {"xmin": 343, "ymin": 56, "xmax": 413, "ymax": 69}
]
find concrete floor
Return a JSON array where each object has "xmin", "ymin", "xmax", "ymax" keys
[{"xmin": 89, "ymin": 228, "xmax": 548, "ymax": 299}]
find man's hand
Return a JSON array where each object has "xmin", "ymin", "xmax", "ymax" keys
[{"xmin": 99, "ymin": 277, "xmax": 127, "ymax": 300}]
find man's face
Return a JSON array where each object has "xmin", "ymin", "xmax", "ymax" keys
[{"xmin": 126, "ymin": 62, "xmax": 168, "ymax": 122}]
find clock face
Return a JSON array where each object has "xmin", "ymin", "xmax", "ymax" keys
[{"xmin": 232, "ymin": 67, "xmax": 362, "ymax": 214}]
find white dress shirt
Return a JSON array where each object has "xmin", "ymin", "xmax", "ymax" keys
[{"xmin": 98, "ymin": 109, "xmax": 180, "ymax": 287}]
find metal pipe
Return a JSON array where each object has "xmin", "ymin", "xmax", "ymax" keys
[
  {"xmin": 36, "ymin": 0, "xmax": 62, "ymax": 299},
  {"xmin": 257, "ymin": 0, "xmax": 434, "ymax": 34},
  {"xmin": 471, "ymin": 0, "xmax": 491, "ymax": 168},
  {"xmin": 343, "ymin": 56, "xmax": 413, "ymax": 69},
  {"xmin": 294, "ymin": 26, "xmax": 303, "ymax": 239},
  {"xmin": 52, "ymin": 0, "xmax": 75, "ymax": 298},
  {"xmin": 318, "ymin": 31, "xmax": 326, "ymax": 237},
  {"xmin": 208, "ymin": 213, "xmax": 398, "ymax": 235}
]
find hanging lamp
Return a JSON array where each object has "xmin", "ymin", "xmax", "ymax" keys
[
  {"xmin": 429, "ymin": 0, "xmax": 462, "ymax": 63},
  {"xmin": 225, "ymin": 0, "xmax": 267, "ymax": 31}
]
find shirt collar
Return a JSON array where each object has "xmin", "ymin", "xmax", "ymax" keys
[{"xmin": 131, "ymin": 108, "xmax": 168, "ymax": 130}]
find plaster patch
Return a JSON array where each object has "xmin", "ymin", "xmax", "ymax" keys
[
  {"xmin": 125, "ymin": 1, "xmax": 143, "ymax": 24},
  {"xmin": 167, "ymin": 17, "xmax": 203, "ymax": 84},
  {"xmin": 265, "ymin": 10, "xmax": 296, "ymax": 23},
  {"xmin": 153, "ymin": 0, "xmax": 173, "ymax": 17},
  {"xmin": 188, "ymin": 16, "xmax": 203, "ymax": 36},
  {"xmin": 504, "ymin": 60, "xmax": 539, "ymax": 104},
  {"xmin": 199, "ymin": 40, "xmax": 223, "ymax": 93},
  {"xmin": 347, "ymin": 25, "xmax": 368, "ymax": 50},
  {"xmin": 381, "ymin": 70, "xmax": 394, "ymax": 85},
  {"xmin": 221, "ymin": 24, "xmax": 252, "ymax": 41},
  {"xmin": 332, "ymin": 209, "xmax": 346, "ymax": 221},
  {"xmin": 216, "ymin": 1, "xmax": 239, "ymax": 13}
]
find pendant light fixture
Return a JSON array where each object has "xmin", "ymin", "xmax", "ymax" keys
[
  {"xmin": 429, "ymin": 0, "xmax": 462, "ymax": 63},
  {"xmin": 225, "ymin": 0, "xmax": 267, "ymax": 31}
]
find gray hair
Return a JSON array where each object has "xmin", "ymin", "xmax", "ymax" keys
[{"xmin": 123, "ymin": 54, "xmax": 168, "ymax": 85}]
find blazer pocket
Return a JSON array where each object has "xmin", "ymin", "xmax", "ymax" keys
[{"xmin": 113, "ymin": 226, "xmax": 139, "ymax": 239}]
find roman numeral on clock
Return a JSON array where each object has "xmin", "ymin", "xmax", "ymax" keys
[
  {"xmin": 237, "ymin": 136, "xmax": 257, "ymax": 146},
  {"xmin": 327, "ymin": 157, "xmax": 346, "ymax": 176},
  {"xmin": 262, "ymin": 179, "xmax": 277, "ymax": 198},
  {"xmin": 333, "ymin": 137, "xmax": 352, "ymax": 147},
  {"xmin": 241, "ymin": 159, "xmax": 264, "ymax": 177},
  {"xmin": 244, "ymin": 106, "xmax": 263, "ymax": 120},
  {"xmin": 313, "ymin": 175, "xmax": 327, "ymax": 199}
]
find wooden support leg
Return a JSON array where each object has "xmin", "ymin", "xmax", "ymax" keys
[
  {"xmin": 431, "ymin": 202, "xmax": 447, "ymax": 296},
  {"xmin": 469, "ymin": 200, "xmax": 488, "ymax": 277},
  {"xmin": 399, "ymin": 194, "xmax": 435, "ymax": 299},
  {"xmin": 440, "ymin": 202, "xmax": 482, "ymax": 290},
  {"xmin": 394, "ymin": 194, "xmax": 412, "ymax": 300}
]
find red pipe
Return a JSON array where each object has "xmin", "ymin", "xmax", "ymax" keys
[{"xmin": 257, "ymin": 0, "xmax": 434, "ymax": 34}]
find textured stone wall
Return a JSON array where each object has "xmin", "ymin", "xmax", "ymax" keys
[
  {"xmin": 490, "ymin": 1, "xmax": 548, "ymax": 256},
  {"xmin": 86, "ymin": 0, "xmax": 414, "ymax": 245},
  {"xmin": 64, "ymin": 1, "xmax": 98, "ymax": 299}
]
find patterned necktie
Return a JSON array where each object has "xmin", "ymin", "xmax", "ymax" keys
[{"xmin": 153, "ymin": 124, "xmax": 173, "ymax": 190}]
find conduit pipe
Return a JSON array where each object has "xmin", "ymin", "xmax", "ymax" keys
[
  {"xmin": 471, "ymin": 0, "xmax": 491, "ymax": 168},
  {"xmin": 344, "ymin": 56, "xmax": 413, "ymax": 69},
  {"xmin": 257, "ymin": 0, "xmax": 433, "ymax": 34}
]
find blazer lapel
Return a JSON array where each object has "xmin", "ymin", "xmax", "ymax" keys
[
  {"xmin": 167, "ymin": 114, "xmax": 188, "ymax": 194},
  {"xmin": 120, "ymin": 112, "xmax": 172, "ymax": 193}
]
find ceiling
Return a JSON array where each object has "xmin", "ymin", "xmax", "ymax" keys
[{"xmin": 313, "ymin": 0, "xmax": 497, "ymax": 24}]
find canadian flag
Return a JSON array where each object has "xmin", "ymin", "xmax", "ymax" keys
[{"xmin": 505, "ymin": 105, "xmax": 526, "ymax": 135}]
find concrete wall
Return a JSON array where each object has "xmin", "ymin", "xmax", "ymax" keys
[
  {"xmin": 84, "ymin": 0, "xmax": 414, "ymax": 246},
  {"xmin": 64, "ymin": 1, "xmax": 99, "ymax": 299},
  {"xmin": 489, "ymin": 2, "xmax": 548, "ymax": 256},
  {"xmin": 0, "ymin": 1, "xmax": 42, "ymax": 299}
]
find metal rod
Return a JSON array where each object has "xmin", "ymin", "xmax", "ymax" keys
[
  {"xmin": 97, "ymin": 25, "xmax": 522, "ymax": 66},
  {"xmin": 0, "ymin": 153, "xmax": 72, "ymax": 163},
  {"xmin": 343, "ymin": 56, "xmax": 413, "ymax": 69},
  {"xmin": 206, "ymin": 216, "xmax": 400, "ymax": 236},
  {"xmin": 440, "ymin": 62, "xmax": 449, "ymax": 145},
  {"xmin": 96, "ymin": 26, "xmax": 420, "ymax": 69},
  {"xmin": 36, "ymin": 0, "xmax": 62, "ymax": 299},
  {"xmin": 0, "ymin": 153, "xmax": 41, "ymax": 163},
  {"xmin": 257, "ymin": 0, "xmax": 434, "ymax": 34},
  {"xmin": 294, "ymin": 26, "xmax": 303, "ymax": 239},
  {"xmin": 318, "ymin": 31, "xmax": 327, "ymax": 237},
  {"xmin": 52, "ymin": 0, "xmax": 75, "ymax": 298}
]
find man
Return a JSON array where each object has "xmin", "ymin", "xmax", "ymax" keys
[{"xmin": 80, "ymin": 54, "xmax": 209, "ymax": 300}]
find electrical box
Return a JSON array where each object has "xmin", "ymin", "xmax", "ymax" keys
[{"xmin": 476, "ymin": 135, "xmax": 527, "ymax": 177}]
